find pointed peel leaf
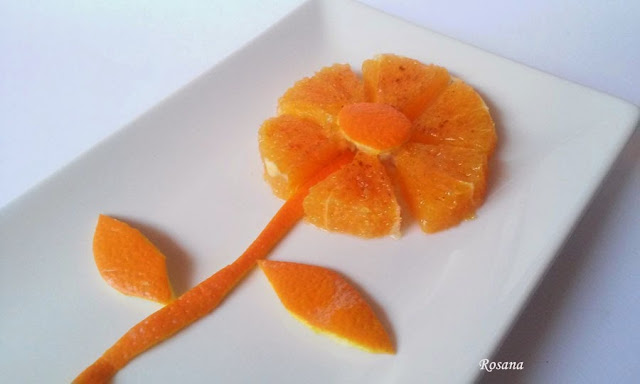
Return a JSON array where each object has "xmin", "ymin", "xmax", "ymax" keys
[
  {"xmin": 93, "ymin": 215, "xmax": 174, "ymax": 304},
  {"xmin": 259, "ymin": 260, "xmax": 395, "ymax": 354}
]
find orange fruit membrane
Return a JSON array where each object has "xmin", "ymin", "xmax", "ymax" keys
[
  {"xmin": 411, "ymin": 78, "xmax": 497, "ymax": 154},
  {"xmin": 278, "ymin": 63, "xmax": 364, "ymax": 136},
  {"xmin": 338, "ymin": 102, "xmax": 412, "ymax": 154},
  {"xmin": 362, "ymin": 54, "xmax": 450, "ymax": 121},
  {"xmin": 93, "ymin": 215, "xmax": 174, "ymax": 304},
  {"xmin": 303, "ymin": 151, "xmax": 401, "ymax": 238},
  {"xmin": 258, "ymin": 260, "xmax": 394, "ymax": 354},
  {"xmin": 394, "ymin": 143, "xmax": 488, "ymax": 232},
  {"xmin": 259, "ymin": 115, "xmax": 346, "ymax": 199},
  {"xmin": 74, "ymin": 153, "xmax": 354, "ymax": 384}
]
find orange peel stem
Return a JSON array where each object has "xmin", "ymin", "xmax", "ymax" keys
[{"xmin": 73, "ymin": 152, "xmax": 355, "ymax": 384}]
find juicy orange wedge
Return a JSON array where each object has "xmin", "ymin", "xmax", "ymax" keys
[
  {"xmin": 93, "ymin": 215, "xmax": 174, "ymax": 304},
  {"xmin": 259, "ymin": 260, "xmax": 394, "ymax": 354},
  {"xmin": 362, "ymin": 54, "xmax": 450, "ymax": 121},
  {"xmin": 259, "ymin": 115, "xmax": 347, "ymax": 199},
  {"xmin": 278, "ymin": 63, "xmax": 364, "ymax": 136},
  {"xmin": 304, "ymin": 151, "xmax": 401, "ymax": 238},
  {"xmin": 411, "ymin": 78, "xmax": 497, "ymax": 154},
  {"xmin": 394, "ymin": 143, "xmax": 488, "ymax": 232}
]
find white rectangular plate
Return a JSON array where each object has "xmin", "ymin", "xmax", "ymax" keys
[{"xmin": 1, "ymin": 0, "xmax": 638, "ymax": 382}]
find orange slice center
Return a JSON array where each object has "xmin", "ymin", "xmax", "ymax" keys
[{"xmin": 338, "ymin": 102, "xmax": 411, "ymax": 154}]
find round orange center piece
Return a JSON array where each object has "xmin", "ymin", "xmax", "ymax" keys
[{"xmin": 338, "ymin": 102, "xmax": 412, "ymax": 154}]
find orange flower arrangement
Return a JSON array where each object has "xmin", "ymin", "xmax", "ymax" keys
[
  {"xmin": 259, "ymin": 54, "xmax": 496, "ymax": 236},
  {"xmin": 74, "ymin": 54, "xmax": 496, "ymax": 383}
]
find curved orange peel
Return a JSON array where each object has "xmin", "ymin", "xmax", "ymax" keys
[
  {"xmin": 259, "ymin": 260, "xmax": 394, "ymax": 354},
  {"xmin": 93, "ymin": 215, "xmax": 174, "ymax": 304}
]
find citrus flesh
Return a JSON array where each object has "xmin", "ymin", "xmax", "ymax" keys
[
  {"xmin": 303, "ymin": 151, "xmax": 401, "ymax": 238},
  {"xmin": 401, "ymin": 143, "xmax": 488, "ymax": 206},
  {"xmin": 394, "ymin": 143, "xmax": 488, "ymax": 233},
  {"xmin": 259, "ymin": 115, "xmax": 347, "ymax": 199},
  {"xmin": 337, "ymin": 102, "xmax": 412, "ymax": 154},
  {"xmin": 362, "ymin": 54, "xmax": 450, "ymax": 120},
  {"xmin": 93, "ymin": 215, "xmax": 174, "ymax": 304},
  {"xmin": 258, "ymin": 260, "xmax": 394, "ymax": 354},
  {"xmin": 278, "ymin": 63, "xmax": 364, "ymax": 137},
  {"xmin": 411, "ymin": 78, "xmax": 497, "ymax": 154}
]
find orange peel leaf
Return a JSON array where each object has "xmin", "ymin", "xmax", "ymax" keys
[
  {"xmin": 93, "ymin": 215, "xmax": 174, "ymax": 304},
  {"xmin": 259, "ymin": 260, "xmax": 394, "ymax": 354}
]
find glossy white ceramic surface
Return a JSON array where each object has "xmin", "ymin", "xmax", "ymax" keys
[{"xmin": 1, "ymin": 1, "xmax": 638, "ymax": 382}]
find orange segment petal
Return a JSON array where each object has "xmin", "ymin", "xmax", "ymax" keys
[
  {"xmin": 259, "ymin": 115, "xmax": 347, "ymax": 199},
  {"xmin": 362, "ymin": 54, "xmax": 450, "ymax": 121},
  {"xmin": 258, "ymin": 260, "xmax": 394, "ymax": 354},
  {"xmin": 338, "ymin": 102, "xmax": 411, "ymax": 154},
  {"xmin": 400, "ymin": 143, "xmax": 488, "ymax": 206},
  {"xmin": 278, "ymin": 64, "xmax": 364, "ymax": 136},
  {"xmin": 303, "ymin": 152, "xmax": 401, "ymax": 238},
  {"xmin": 411, "ymin": 78, "xmax": 497, "ymax": 154},
  {"xmin": 394, "ymin": 144, "xmax": 484, "ymax": 233},
  {"xmin": 93, "ymin": 215, "xmax": 174, "ymax": 304}
]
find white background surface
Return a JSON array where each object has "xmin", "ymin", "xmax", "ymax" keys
[{"xmin": 1, "ymin": 1, "xmax": 638, "ymax": 382}]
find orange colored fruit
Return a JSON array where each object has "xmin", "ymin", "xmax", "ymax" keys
[
  {"xmin": 411, "ymin": 78, "xmax": 497, "ymax": 154},
  {"xmin": 259, "ymin": 115, "xmax": 347, "ymax": 199},
  {"xmin": 258, "ymin": 260, "xmax": 394, "ymax": 354},
  {"xmin": 278, "ymin": 63, "xmax": 364, "ymax": 136},
  {"xmin": 93, "ymin": 215, "xmax": 174, "ymax": 304},
  {"xmin": 394, "ymin": 143, "xmax": 488, "ymax": 232},
  {"xmin": 263, "ymin": 55, "xmax": 495, "ymax": 235},
  {"xmin": 303, "ymin": 151, "xmax": 401, "ymax": 238},
  {"xmin": 362, "ymin": 54, "xmax": 450, "ymax": 121},
  {"xmin": 407, "ymin": 143, "xmax": 488, "ymax": 206},
  {"xmin": 338, "ymin": 102, "xmax": 412, "ymax": 154},
  {"xmin": 74, "ymin": 154, "xmax": 354, "ymax": 384}
]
